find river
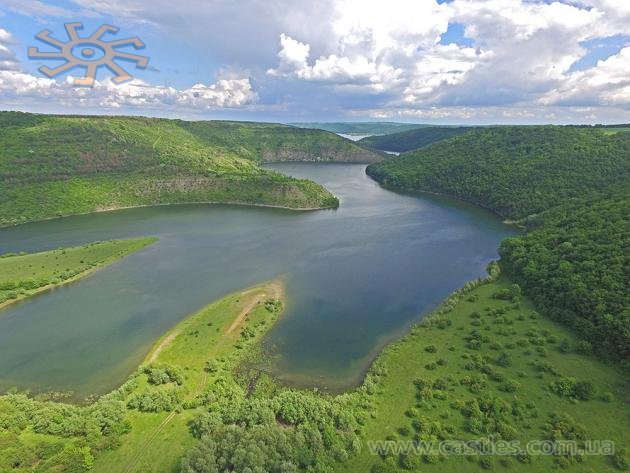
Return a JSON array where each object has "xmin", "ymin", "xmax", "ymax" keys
[{"xmin": 0, "ymin": 164, "xmax": 515, "ymax": 397}]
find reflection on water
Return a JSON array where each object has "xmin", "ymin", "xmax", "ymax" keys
[{"xmin": 0, "ymin": 164, "xmax": 514, "ymax": 396}]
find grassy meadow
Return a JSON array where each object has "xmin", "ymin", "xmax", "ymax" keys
[
  {"xmin": 0, "ymin": 238, "xmax": 157, "ymax": 309},
  {"xmin": 340, "ymin": 272, "xmax": 629, "ymax": 473},
  {"xmin": 92, "ymin": 280, "xmax": 285, "ymax": 472}
]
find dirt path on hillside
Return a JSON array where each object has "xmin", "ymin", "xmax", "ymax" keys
[
  {"xmin": 226, "ymin": 281, "xmax": 282, "ymax": 335},
  {"xmin": 122, "ymin": 280, "xmax": 283, "ymax": 473}
]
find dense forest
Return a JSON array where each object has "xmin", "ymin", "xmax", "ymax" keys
[
  {"xmin": 500, "ymin": 195, "xmax": 630, "ymax": 361},
  {"xmin": 0, "ymin": 112, "xmax": 381, "ymax": 226},
  {"xmin": 358, "ymin": 126, "xmax": 474, "ymax": 152},
  {"xmin": 367, "ymin": 127, "xmax": 630, "ymax": 220},
  {"xmin": 367, "ymin": 126, "xmax": 630, "ymax": 364}
]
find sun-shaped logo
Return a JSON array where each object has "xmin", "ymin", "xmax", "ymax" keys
[{"xmin": 28, "ymin": 22, "xmax": 149, "ymax": 87}]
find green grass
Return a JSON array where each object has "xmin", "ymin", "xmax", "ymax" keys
[
  {"xmin": 2, "ymin": 267, "xmax": 627, "ymax": 472},
  {"xmin": 339, "ymin": 272, "xmax": 629, "ymax": 473},
  {"xmin": 91, "ymin": 280, "xmax": 284, "ymax": 472},
  {"xmin": 0, "ymin": 112, "xmax": 385, "ymax": 226},
  {"xmin": 600, "ymin": 128, "xmax": 630, "ymax": 135},
  {"xmin": 0, "ymin": 237, "xmax": 157, "ymax": 308}
]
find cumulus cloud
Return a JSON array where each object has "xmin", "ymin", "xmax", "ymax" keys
[
  {"xmin": 265, "ymin": 0, "xmax": 630, "ymax": 116},
  {"xmin": 3, "ymin": 0, "xmax": 630, "ymax": 120},
  {"xmin": 0, "ymin": 28, "xmax": 19, "ymax": 71},
  {"xmin": 268, "ymin": 34, "xmax": 402, "ymax": 91},
  {"xmin": 0, "ymin": 70, "xmax": 257, "ymax": 111},
  {"xmin": 541, "ymin": 46, "xmax": 630, "ymax": 107}
]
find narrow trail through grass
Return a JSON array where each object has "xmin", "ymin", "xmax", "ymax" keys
[{"xmin": 93, "ymin": 279, "xmax": 286, "ymax": 473}]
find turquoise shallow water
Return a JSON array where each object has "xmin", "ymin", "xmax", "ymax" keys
[{"xmin": 0, "ymin": 164, "xmax": 515, "ymax": 397}]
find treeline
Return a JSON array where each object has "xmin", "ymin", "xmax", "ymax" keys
[
  {"xmin": 0, "ymin": 382, "xmax": 135, "ymax": 472},
  {"xmin": 367, "ymin": 126, "xmax": 630, "ymax": 220},
  {"xmin": 181, "ymin": 382, "xmax": 362, "ymax": 472},
  {"xmin": 500, "ymin": 196, "xmax": 629, "ymax": 361},
  {"xmin": 358, "ymin": 126, "xmax": 474, "ymax": 152},
  {"xmin": 366, "ymin": 126, "xmax": 630, "ymax": 363}
]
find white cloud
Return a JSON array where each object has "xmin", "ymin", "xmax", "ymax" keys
[
  {"xmin": 0, "ymin": 0, "xmax": 95, "ymax": 19},
  {"xmin": 268, "ymin": 34, "xmax": 402, "ymax": 91},
  {"xmin": 271, "ymin": 34, "xmax": 310, "ymax": 73},
  {"xmin": 541, "ymin": 46, "xmax": 630, "ymax": 107},
  {"xmin": 263, "ymin": 0, "xmax": 630, "ymax": 117},
  {"xmin": 0, "ymin": 28, "xmax": 18, "ymax": 71},
  {"xmin": 0, "ymin": 70, "xmax": 257, "ymax": 111},
  {"xmin": 2, "ymin": 0, "xmax": 630, "ymax": 121}
]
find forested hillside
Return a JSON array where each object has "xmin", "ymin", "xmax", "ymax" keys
[
  {"xmin": 0, "ymin": 112, "xmax": 378, "ymax": 226},
  {"xmin": 367, "ymin": 127, "xmax": 630, "ymax": 220},
  {"xmin": 500, "ymin": 196, "xmax": 629, "ymax": 361},
  {"xmin": 180, "ymin": 120, "xmax": 380, "ymax": 163},
  {"xmin": 358, "ymin": 126, "xmax": 473, "ymax": 152},
  {"xmin": 367, "ymin": 126, "xmax": 630, "ymax": 363}
]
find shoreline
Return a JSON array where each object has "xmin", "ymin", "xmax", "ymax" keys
[
  {"xmin": 365, "ymin": 170, "xmax": 525, "ymax": 228},
  {"xmin": 0, "ymin": 200, "xmax": 337, "ymax": 230},
  {"xmin": 0, "ymin": 237, "xmax": 158, "ymax": 313},
  {"xmin": 142, "ymin": 277, "xmax": 286, "ymax": 367},
  {"xmin": 270, "ymin": 266, "xmax": 499, "ymax": 395}
]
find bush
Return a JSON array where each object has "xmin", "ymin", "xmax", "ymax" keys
[
  {"xmin": 127, "ymin": 389, "xmax": 179, "ymax": 412},
  {"xmin": 495, "ymin": 352, "xmax": 512, "ymax": 367},
  {"xmin": 425, "ymin": 345, "xmax": 438, "ymax": 353},
  {"xmin": 613, "ymin": 447, "xmax": 628, "ymax": 470},
  {"xmin": 550, "ymin": 378, "xmax": 596, "ymax": 400},
  {"xmin": 499, "ymin": 379, "xmax": 521, "ymax": 393},
  {"xmin": 189, "ymin": 411, "xmax": 223, "ymax": 438},
  {"xmin": 144, "ymin": 364, "xmax": 184, "ymax": 385},
  {"xmin": 576, "ymin": 340, "xmax": 593, "ymax": 355}
]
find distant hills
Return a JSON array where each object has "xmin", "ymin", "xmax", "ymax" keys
[
  {"xmin": 0, "ymin": 112, "xmax": 380, "ymax": 226},
  {"xmin": 358, "ymin": 126, "xmax": 475, "ymax": 152},
  {"xmin": 288, "ymin": 122, "xmax": 429, "ymax": 136}
]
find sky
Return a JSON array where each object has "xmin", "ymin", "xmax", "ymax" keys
[{"xmin": 0, "ymin": 0, "xmax": 629, "ymax": 124}]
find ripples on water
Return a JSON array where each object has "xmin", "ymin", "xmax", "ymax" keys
[{"xmin": 0, "ymin": 164, "xmax": 515, "ymax": 396}]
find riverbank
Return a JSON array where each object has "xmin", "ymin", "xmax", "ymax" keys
[
  {"xmin": 365, "ymin": 170, "xmax": 521, "ymax": 227},
  {"xmin": 0, "ymin": 198, "xmax": 339, "ymax": 230},
  {"xmin": 0, "ymin": 237, "xmax": 157, "ymax": 311},
  {"xmin": 340, "ymin": 268, "xmax": 629, "ymax": 472},
  {"xmin": 92, "ymin": 278, "xmax": 286, "ymax": 472}
]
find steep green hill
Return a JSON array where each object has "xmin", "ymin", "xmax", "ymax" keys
[
  {"xmin": 366, "ymin": 126, "xmax": 630, "ymax": 363},
  {"xmin": 367, "ymin": 126, "xmax": 630, "ymax": 220},
  {"xmin": 358, "ymin": 126, "xmax": 474, "ymax": 152},
  {"xmin": 0, "ymin": 112, "xmax": 379, "ymax": 226},
  {"xmin": 180, "ymin": 120, "xmax": 381, "ymax": 163}
]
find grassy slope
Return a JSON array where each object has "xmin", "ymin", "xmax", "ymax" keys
[
  {"xmin": 0, "ymin": 238, "xmax": 157, "ymax": 309},
  {"xmin": 340, "ymin": 273, "xmax": 629, "ymax": 473},
  {"xmin": 180, "ymin": 121, "xmax": 381, "ymax": 163},
  {"xmin": 358, "ymin": 126, "xmax": 474, "ymax": 152},
  {"xmin": 366, "ymin": 126, "xmax": 630, "ymax": 221},
  {"xmin": 0, "ymin": 112, "xmax": 383, "ymax": 226},
  {"xmin": 92, "ymin": 280, "xmax": 284, "ymax": 473}
]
